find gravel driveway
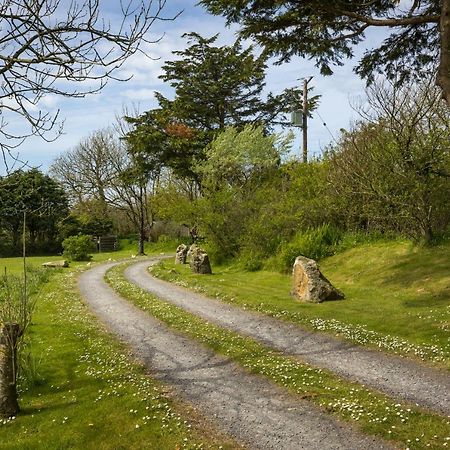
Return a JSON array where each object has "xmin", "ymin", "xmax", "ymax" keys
[
  {"xmin": 125, "ymin": 259, "xmax": 450, "ymax": 416},
  {"xmin": 78, "ymin": 261, "xmax": 392, "ymax": 450}
]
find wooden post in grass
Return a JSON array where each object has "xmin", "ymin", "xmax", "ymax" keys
[{"xmin": 0, "ymin": 323, "xmax": 23, "ymax": 417}]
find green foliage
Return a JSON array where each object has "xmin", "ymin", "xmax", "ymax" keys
[
  {"xmin": 130, "ymin": 78, "xmax": 448, "ymax": 271},
  {"xmin": 192, "ymin": 126, "xmax": 293, "ymax": 262},
  {"xmin": 198, "ymin": 124, "xmax": 292, "ymax": 189},
  {"xmin": 275, "ymin": 225, "xmax": 343, "ymax": 272},
  {"xmin": 58, "ymin": 214, "xmax": 113, "ymax": 239},
  {"xmin": 127, "ymin": 33, "xmax": 317, "ymax": 182},
  {"xmin": 200, "ymin": 1, "xmax": 446, "ymax": 100},
  {"xmin": 0, "ymin": 169, "xmax": 69, "ymax": 255},
  {"xmin": 328, "ymin": 81, "xmax": 450, "ymax": 244},
  {"xmin": 62, "ymin": 235, "xmax": 94, "ymax": 261}
]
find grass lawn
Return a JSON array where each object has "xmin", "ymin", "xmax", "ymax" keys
[
  {"xmin": 1, "ymin": 239, "xmax": 173, "ymax": 275},
  {"xmin": 107, "ymin": 263, "xmax": 450, "ymax": 450},
  {"xmin": 151, "ymin": 241, "xmax": 450, "ymax": 367},
  {"xmin": 0, "ymin": 244, "xmax": 234, "ymax": 449}
]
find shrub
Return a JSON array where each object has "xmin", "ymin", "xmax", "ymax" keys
[
  {"xmin": 238, "ymin": 250, "xmax": 264, "ymax": 272},
  {"xmin": 62, "ymin": 235, "xmax": 94, "ymax": 261},
  {"xmin": 276, "ymin": 224, "xmax": 343, "ymax": 272}
]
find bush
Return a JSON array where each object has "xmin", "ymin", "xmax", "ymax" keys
[
  {"xmin": 238, "ymin": 250, "xmax": 264, "ymax": 272},
  {"xmin": 276, "ymin": 224, "xmax": 343, "ymax": 272},
  {"xmin": 62, "ymin": 235, "xmax": 94, "ymax": 261}
]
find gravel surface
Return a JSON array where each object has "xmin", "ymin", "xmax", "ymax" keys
[
  {"xmin": 125, "ymin": 259, "xmax": 450, "ymax": 416},
  {"xmin": 78, "ymin": 261, "xmax": 393, "ymax": 450}
]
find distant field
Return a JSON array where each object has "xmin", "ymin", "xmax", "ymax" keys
[
  {"xmin": 152, "ymin": 241, "xmax": 450, "ymax": 368},
  {"xmin": 1, "ymin": 239, "xmax": 173, "ymax": 275}
]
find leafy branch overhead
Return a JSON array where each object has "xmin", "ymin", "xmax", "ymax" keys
[{"xmin": 200, "ymin": 0, "xmax": 450, "ymax": 105}]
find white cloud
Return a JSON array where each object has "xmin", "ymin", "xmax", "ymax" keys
[{"xmin": 121, "ymin": 88, "xmax": 157, "ymax": 101}]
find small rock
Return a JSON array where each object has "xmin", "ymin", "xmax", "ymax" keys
[
  {"xmin": 42, "ymin": 260, "xmax": 69, "ymax": 268},
  {"xmin": 291, "ymin": 255, "xmax": 344, "ymax": 303},
  {"xmin": 175, "ymin": 244, "xmax": 189, "ymax": 264},
  {"xmin": 186, "ymin": 244, "xmax": 199, "ymax": 262},
  {"xmin": 189, "ymin": 246, "xmax": 212, "ymax": 274}
]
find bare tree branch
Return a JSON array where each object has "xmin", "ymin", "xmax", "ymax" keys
[{"xmin": 0, "ymin": 0, "xmax": 177, "ymax": 170}]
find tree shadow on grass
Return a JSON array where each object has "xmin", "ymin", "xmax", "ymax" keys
[
  {"xmin": 378, "ymin": 249, "xmax": 449, "ymax": 285},
  {"xmin": 402, "ymin": 290, "xmax": 450, "ymax": 308}
]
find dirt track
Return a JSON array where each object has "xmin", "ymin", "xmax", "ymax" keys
[
  {"xmin": 125, "ymin": 258, "xmax": 450, "ymax": 416},
  {"xmin": 78, "ymin": 261, "xmax": 392, "ymax": 450}
]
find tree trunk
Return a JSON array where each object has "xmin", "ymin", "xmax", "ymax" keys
[
  {"xmin": 0, "ymin": 324, "xmax": 22, "ymax": 418},
  {"xmin": 138, "ymin": 230, "xmax": 145, "ymax": 256},
  {"xmin": 137, "ymin": 183, "xmax": 146, "ymax": 256},
  {"xmin": 437, "ymin": 0, "xmax": 450, "ymax": 106}
]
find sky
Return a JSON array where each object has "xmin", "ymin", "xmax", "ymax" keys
[{"xmin": 4, "ymin": 0, "xmax": 386, "ymax": 173}]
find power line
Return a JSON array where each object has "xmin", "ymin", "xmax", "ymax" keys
[{"xmin": 314, "ymin": 110, "xmax": 339, "ymax": 145}]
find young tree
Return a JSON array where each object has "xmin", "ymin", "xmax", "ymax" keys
[
  {"xmin": 193, "ymin": 125, "xmax": 293, "ymax": 259},
  {"xmin": 110, "ymin": 147, "xmax": 158, "ymax": 256},
  {"xmin": 0, "ymin": 0, "xmax": 173, "ymax": 167},
  {"xmin": 200, "ymin": 0, "xmax": 450, "ymax": 105}
]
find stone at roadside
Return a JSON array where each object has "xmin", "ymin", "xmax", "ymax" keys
[
  {"xmin": 190, "ymin": 246, "xmax": 212, "ymax": 274},
  {"xmin": 187, "ymin": 243, "xmax": 199, "ymax": 262},
  {"xmin": 291, "ymin": 255, "xmax": 344, "ymax": 303},
  {"xmin": 175, "ymin": 244, "xmax": 189, "ymax": 264},
  {"xmin": 42, "ymin": 260, "xmax": 69, "ymax": 268}
]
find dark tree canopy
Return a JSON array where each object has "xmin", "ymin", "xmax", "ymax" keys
[
  {"xmin": 0, "ymin": 168, "xmax": 68, "ymax": 252},
  {"xmin": 157, "ymin": 32, "xmax": 303, "ymax": 131},
  {"xmin": 0, "ymin": 0, "xmax": 171, "ymax": 168},
  {"xmin": 126, "ymin": 32, "xmax": 318, "ymax": 181},
  {"xmin": 200, "ymin": 0, "xmax": 450, "ymax": 105}
]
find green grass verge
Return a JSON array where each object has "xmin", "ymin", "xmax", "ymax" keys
[
  {"xmin": 150, "ymin": 241, "xmax": 450, "ymax": 367},
  {"xmin": 106, "ymin": 263, "xmax": 450, "ymax": 450},
  {"xmin": 1, "ymin": 239, "xmax": 175, "ymax": 275},
  {"xmin": 0, "ymin": 259, "xmax": 234, "ymax": 449}
]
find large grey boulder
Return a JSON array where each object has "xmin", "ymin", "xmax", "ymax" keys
[
  {"xmin": 291, "ymin": 256, "xmax": 344, "ymax": 303},
  {"xmin": 189, "ymin": 246, "xmax": 212, "ymax": 274},
  {"xmin": 175, "ymin": 244, "xmax": 188, "ymax": 264}
]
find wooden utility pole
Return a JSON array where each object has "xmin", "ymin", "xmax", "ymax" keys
[{"xmin": 302, "ymin": 76, "xmax": 313, "ymax": 163}]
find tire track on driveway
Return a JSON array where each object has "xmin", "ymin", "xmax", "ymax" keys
[
  {"xmin": 78, "ymin": 261, "xmax": 392, "ymax": 450},
  {"xmin": 125, "ymin": 259, "xmax": 450, "ymax": 416}
]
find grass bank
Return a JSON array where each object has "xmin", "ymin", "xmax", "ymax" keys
[
  {"xmin": 151, "ymin": 241, "xmax": 450, "ymax": 367},
  {"xmin": 0, "ymin": 249, "xmax": 234, "ymax": 449},
  {"xmin": 106, "ymin": 263, "xmax": 450, "ymax": 450}
]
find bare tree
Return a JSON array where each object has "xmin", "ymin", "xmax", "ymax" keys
[
  {"xmin": 329, "ymin": 79, "xmax": 450, "ymax": 243},
  {"xmin": 51, "ymin": 125, "xmax": 158, "ymax": 255},
  {"xmin": 50, "ymin": 127, "xmax": 123, "ymax": 212},
  {"xmin": 0, "ymin": 0, "xmax": 175, "ymax": 170}
]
